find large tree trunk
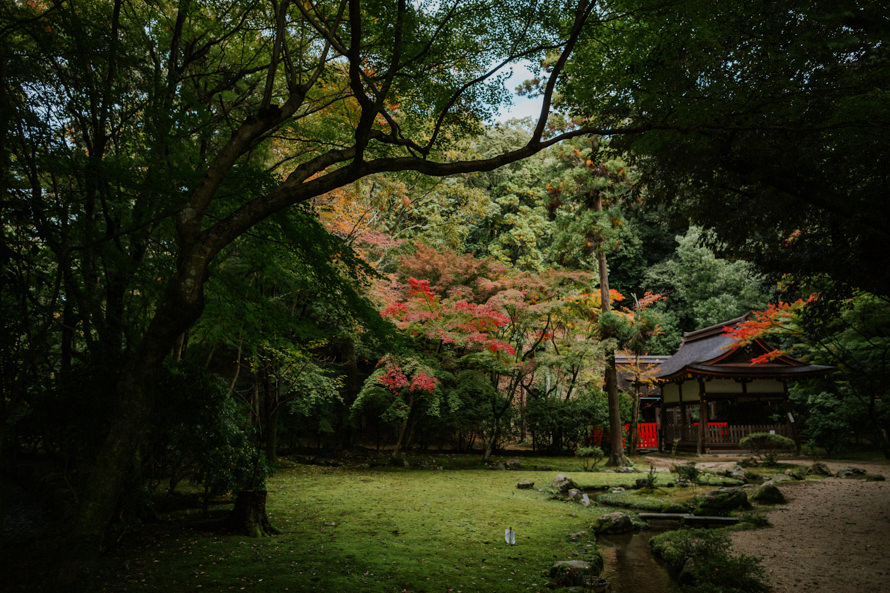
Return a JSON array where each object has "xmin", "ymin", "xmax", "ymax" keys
[
  {"xmin": 228, "ymin": 490, "xmax": 279, "ymax": 537},
  {"xmin": 58, "ymin": 251, "xmax": 210, "ymax": 587},
  {"xmin": 595, "ymin": 193, "xmax": 626, "ymax": 468}
]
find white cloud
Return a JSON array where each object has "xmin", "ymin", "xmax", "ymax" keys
[{"xmin": 494, "ymin": 61, "xmax": 544, "ymax": 123}]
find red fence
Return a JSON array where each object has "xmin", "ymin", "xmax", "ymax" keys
[{"xmin": 592, "ymin": 422, "xmax": 659, "ymax": 450}]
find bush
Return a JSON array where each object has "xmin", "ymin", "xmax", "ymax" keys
[
  {"xmin": 739, "ymin": 432, "xmax": 796, "ymax": 466},
  {"xmin": 671, "ymin": 461, "xmax": 700, "ymax": 484},
  {"xmin": 649, "ymin": 529, "xmax": 770, "ymax": 593},
  {"xmin": 575, "ymin": 446, "xmax": 605, "ymax": 470}
]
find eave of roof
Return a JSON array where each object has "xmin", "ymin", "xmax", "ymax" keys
[{"xmin": 653, "ymin": 314, "xmax": 833, "ymax": 381}]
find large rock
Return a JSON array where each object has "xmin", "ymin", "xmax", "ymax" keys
[
  {"xmin": 751, "ymin": 481, "xmax": 786, "ymax": 504},
  {"xmin": 694, "ymin": 487, "xmax": 752, "ymax": 515},
  {"xmin": 807, "ymin": 462, "xmax": 832, "ymax": 476},
  {"xmin": 550, "ymin": 559, "xmax": 602, "ymax": 587},
  {"xmin": 835, "ymin": 466, "xmax": 866, "ymax": 479},
  {"xmin": 592, "ymin": 511, "xmax": 646, "ymax": 535},
  {"xmin": 516, "ymin": 479, "xmax": 535, "ymax": 490},
  {"xmin": 723, "ymin": 464, "xmax": 759, "ymax": 483},
  {"xmin": 552, "ymin": 473, "xmax": 577, "ymax": 493}
]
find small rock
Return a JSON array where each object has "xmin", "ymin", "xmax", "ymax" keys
[
  {"xmin": 323, "ymin": 521, "xmax": 337, "ymax": 527},
  {"xmin": 552, "ymin": 473, "xmax": 577, "ymax": 493},
  {"xmin": 517, "ymin": 479, "xmax": 535, "ymax": 490},
  {"xmin": 568, "ymin": 530, "xmax": 588, "ymax": 541},
  {"xmin": 866, "ymin": 474, "xmax": 886, "ymax": 481},
  {"xmin": 567, "ymin": 488, "xmax": 583, "ymax": 501}
]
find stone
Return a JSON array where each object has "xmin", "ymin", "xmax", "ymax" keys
[
  {"xmin": 488, "ymin": 463, "xmax": 506, "ymax": 470},
  {"xmin": 516, "ymin": 479, "xmax": 535, "ymax": 490},
  {"xmin": 678, "ymin": 557, "xmax": 698, "ymax": 585},
  {"xmin": 634, "ymin": 477, "xmax": 649, "ymax": 489},
  {"xmin": 568, "ymin": 530, "xmax": 589, "ymax": 541},
  {"xmin": 550, "ymin": 560, "xmax": 601, "ymax": 587},
  {"xmin": 835, "ymin": 466, "xmax": 867, "ymax": 479},
  {"xmin": 552, "ymin": 473, "xmax": 577, "ymax": 493},
  {"xmin": 751, "ymin": 481, "xmax": 786, "ymax": 504},
  {"xmin": 592, "ymin": 511, "xmax": 646, "ymax": 535},
  {"xmin": 807, "ymin": 462, "xmax": 832, "ymax": 476},
  {"xmin": 506, "ymin": 459, "xmax": 522, "ymax": 470},
  {"xmin": 694, "ymin": 487, "xmax": 752, "ymax": 515},
  {"xmin": 567, "ymin": 488, "xmax": 583, "ymax": 501},
  {"xmin": 866, "ymin": 474, "xmax": 886, "ymax": 481},
  {"xmin": 738, "ymin": 456, "xmax": 760, "ymax": 467},
  {"xmin": 723, "ymin": 463, "xmax": 759, "ymax": 483},
  {"xmin": 616, "ymin": 466, "xmax": 636, "ymax": 473}
]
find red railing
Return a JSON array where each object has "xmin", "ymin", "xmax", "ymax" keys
[{"xmin": 592, "ymin": 422, "xmax": 659, "ymax": 449}]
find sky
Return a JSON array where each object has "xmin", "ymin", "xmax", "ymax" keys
[{"xmin": 494, "ymin": 61, "xmax": 545, "ymax": 123}]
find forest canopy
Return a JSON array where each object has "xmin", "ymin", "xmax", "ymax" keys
[{"xmin": 2, "ymin": 0, "xmax": 888, "ymax": 580}]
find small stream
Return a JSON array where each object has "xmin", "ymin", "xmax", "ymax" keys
[{"xmin": 598, "ymin": 527, "xmax": 672, "ymax": 593}]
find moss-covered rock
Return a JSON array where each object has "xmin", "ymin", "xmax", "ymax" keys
[
  {"xmin": 751, "ymin": 481, "xmax": 786, "ymax": 504},
  {"xmin": 693, "ymin": 487, "xmax": 752, "ymax": 516},
  {"xmin": 552, "ymin": 473, "xmax": 577, "ymax": 493},
  {"xmin": 807, "ymin": 462, "xmax": 832, "ymax": 476},
  {"xmin": 550, "ymin": 557, "xmax": 603, "ymax": 587},
  {"xmin": 592, "ymin": 511, "xmax": 647, "ymax": 534}
]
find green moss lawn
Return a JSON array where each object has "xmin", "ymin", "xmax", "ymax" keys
[{"xmin": 88, "ymin": 455, "xmax": 757, "ymax": 593}]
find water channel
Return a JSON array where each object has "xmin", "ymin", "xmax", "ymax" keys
[{"xmin": 598, "ymin": 526, "xmax": 672, "ymax": 593}]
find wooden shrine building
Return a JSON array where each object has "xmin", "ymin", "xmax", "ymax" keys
[{"xmin": 654, "ymin": 315, "xmax": 832, "ymax": 453}]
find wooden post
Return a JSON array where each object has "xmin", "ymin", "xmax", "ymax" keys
[
  {"xmin": 783, "ymin": 382, "xmax": 801, "ymax": 454},
  {"xmin": 697, "ymin": 379, "xmax": 707, "ymax": 455},
  {"xmin": 678, "ymin": 380, "xmax": 686, "ymax": 448}
]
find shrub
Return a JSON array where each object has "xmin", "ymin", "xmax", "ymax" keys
[
  {"xmin": 642, "ymin": 465, "xmax": 659, "ymax": 489},
  {"xmin": 739, "ymin": 432, "xmax": 796, "ymax": 466},
  {"xmin": 671, "ymin": 461, "xmax": 700, "ymax": 484},
  {"xmin": 649, "ymin": 529, "xmax": 770, "ymax": 593},
  {"xmin": 576, "ymin": 446, "xmax": 605, "ymax": 470}
]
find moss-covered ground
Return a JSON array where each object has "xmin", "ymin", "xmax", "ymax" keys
[{"xmin": 92, "ymin": 457, "xmax": 651, "ymax": 593}]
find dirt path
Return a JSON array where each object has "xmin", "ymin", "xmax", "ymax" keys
[{"xmin": 729, "ymin": 461, "xmax": 890, "ymax": 593}]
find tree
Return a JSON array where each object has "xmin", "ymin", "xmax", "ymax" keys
[
  {"xmin": 644, "ymin": 227, "xmax": 773, "ymax": 351},
  {"xmin": 562, "ymin": 0, "xmax": 890, "ymax": 296},
  {"xmin": 726, "ymin": 291, "xmax": 890, "ymax": 457},
  {"xmin": 4, "ymin": 0, "xmax": 624, "ymax": 562}
]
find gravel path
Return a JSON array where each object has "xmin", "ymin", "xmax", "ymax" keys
[{"xmin": 729, "ymin": 461, "xmax": 890, "ymax": 593}]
